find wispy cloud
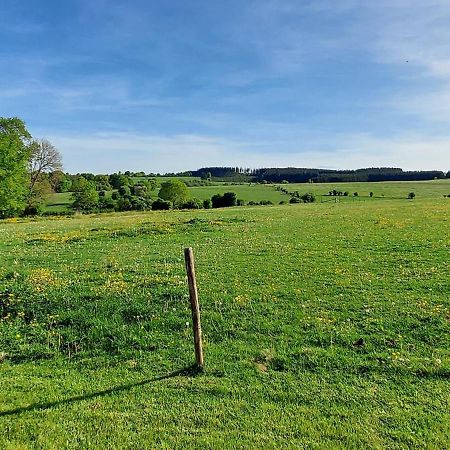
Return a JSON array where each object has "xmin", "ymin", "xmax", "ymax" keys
[
  {"xmin": 2, "ymin": 1, "xmax": 450, "ymax": 172},
  {"xmin": 47, "ymin": 129, "xmax": 450, "ymax": 174}
]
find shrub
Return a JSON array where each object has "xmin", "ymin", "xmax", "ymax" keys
[
  {"xmin": 98, "ymin": 198, "xmax": 116, "ymax": 211},
  {"xmin": 300, "ymin": 193, "xmax": 315, "ymax": 203},
  {"xmin": 130, "ymin": 197, "xmax": 149, "ymax": 211},
  {"xmin": 237, "ymin": 199, "xmax": 245, "ymax": 206},
  {"xmin": 151, "ymin": 199, "xmax": 172, "ymax": 210},
  {"xmin": 203, "ymin": 199, "xmax": 212, "ymax": 209},
  {"xmin": 408, "ymin": 192, "xmax": 416, "ymax": 199},
  {"xmin": 279, "ymin": 200, "xmax": 286, "ymax": 205},
  {"xmin": 182, "ymin": 198, "xmax": 203, "ymax": 209},
  {"xmin": 118, "ymin": 185, "xmax": 131, "ymax": 197},
  {"xmin": 211, "ymin": 192, "xmax": 237, "ymax": 208},
  {"xmin": 353, "ymin": 192, "xmax": 358, "ymax": 197},
  {"xmin": 116, "ymin": 198, "xmax": 132, "ymax": 211},
  {"xmin": 369, "ymin": 192, "xmax": 374, "ymax": 197},
  {"xmin": 289, "ymin": 197, "xmax": 301, "ymax": 204},
  {"xmin": 23, "ymin": 205, "xmax": 41, "ymax": 216}
]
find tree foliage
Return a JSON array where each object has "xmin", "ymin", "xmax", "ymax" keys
[
  {"xmin": 72, "ymin": 177, "xmax": 99, "ymax": 210},
  {"xmin": 0, "ymin": 117, "xmax": 32, "ymax": 217},
  {"xmin": 158, "ymin": 180, "xmax": 189, "ymax": 207}
]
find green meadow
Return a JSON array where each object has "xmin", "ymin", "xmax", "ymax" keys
[{"xmin": 1, "ymin": 184, "xmax": 449, "ymax": 448}]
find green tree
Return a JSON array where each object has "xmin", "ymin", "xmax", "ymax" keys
[
  {"xmin": 158, "ymin": 180, "xmax": 189, "ymax": 208},
  {"xmin": 0, "ymin": 118, "xmax": 32, "ymax": 217},
  {"xmin": 72, "ymin": 177, "xmax": 99, "ymax": 210}
]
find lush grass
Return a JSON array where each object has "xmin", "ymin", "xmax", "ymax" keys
[
  {"xmin": 1, "ymin": 196, "xmax": 449, "ymax": 448},
  {"xmin": 42, "ymin": 180, "xmax": 450, "ymax": 213}
]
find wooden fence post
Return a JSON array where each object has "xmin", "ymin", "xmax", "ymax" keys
[{"xmin": 184, "ymin": 247, "xmax": 204, "ymax": 368}]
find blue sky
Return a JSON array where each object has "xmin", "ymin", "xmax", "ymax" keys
[{"xmin": 1, "ymin": 0, "xmax": 449, "ymax": 173}]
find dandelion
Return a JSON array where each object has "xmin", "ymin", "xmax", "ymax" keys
[{"xmin": 27, "ymin": 268, "xmax": 59, "ymax": 292}]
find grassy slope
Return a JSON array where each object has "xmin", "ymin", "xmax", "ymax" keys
[
  {"xmin": 1, "ymin": 197, "xmax": 449, "ymax": 448},
  {"xmin": 42, "ymin": 180, "xmax": 450, "ymax": 212},
  {"xmin": 282, "ymin": 179, "xmax": 450, "ymax": 199}
]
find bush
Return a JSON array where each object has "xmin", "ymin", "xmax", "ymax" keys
[
  {"xmin": 203, "ymin": 199, "xmax": 212, "ymax": 209},
  {"xmin": 408, "ymin": 192, "xmax": 416, "ymax": 199},
  {"xmin": 182, "ymin": 198, "xmax": 203, "ymax": 209},
  {"xmin": 151, "ymin": 199, "xmax": 172, "ymax": 210},
  {"xmin": 118, "ymin": 185, "xmax": 131, "ymax": 197},
  {"xmin": 279, "ymin": 200, "xmax": 286, "ymax": 205},
  {"xmin": 98, "ymin": 198, "xmax": 116, "ymax": 211},
  {"xmin": 22, "ymin": 205, "xmax": 41, "ymax": 216},
  {"xmin": 289, "ymin": 197, "xmax": 301, "ymax": 204},
  {"xmin": 116, "ymin": 198, "xmax": 132, "ymax": 211},
  {"xmin": 369, "ymin": 192, "xmax": 374, "ymax": 197},
  {"xmin": 211, "ymin": 192, "xmax": 237, "ymax": 208},
  {"xmin": 300, "ymin": 193, "xmax": 315, "ymax": 203},
  {"xmin": 353, "ymin": 192, "xmax": 358, "ymax": 197},
  {"xmin": 131, "ymin": 197, "xmax": 150, "ymax": 211},
  {"xmin": 237, "ymin": 199, "xmax": 245, "ymax": 206}
]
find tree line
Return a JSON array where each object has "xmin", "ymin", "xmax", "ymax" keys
[{"xmin": 189, "ymin": 166, "xmax": 449, "ymax": 183}]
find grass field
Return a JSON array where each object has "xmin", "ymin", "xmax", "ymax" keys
[
  {"xmin": 280, "ymin": 179, "xmax": 450, "ymax": 200},
  {"xmin": 1, "ymin": 193, "xmax": 449, "ymax": 447},
  {"xmin": 43, "ymin": 179, "xmax": 450, "ymax": 213}
]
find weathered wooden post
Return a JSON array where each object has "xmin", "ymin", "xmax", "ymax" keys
[{"xmin": 184, "ymin": 247, "xmax": 204, "ymax": 368}]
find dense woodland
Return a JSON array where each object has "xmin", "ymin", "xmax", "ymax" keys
[{"xmin": 190, "ymin": 167, "xmax": 449, "ymax": 183}]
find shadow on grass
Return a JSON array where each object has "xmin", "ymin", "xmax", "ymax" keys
[{"xmin": 0, "ymin": 364, "xmax": 202, "ymax": 417}]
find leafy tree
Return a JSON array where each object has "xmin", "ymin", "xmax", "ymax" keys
[
  {"xmin": 408, "ymin": 192, "xmax": 416, "ymax": 199},
  {"xmin": 51, "ymin": 171, "xmax": 71, "ymax": 192},
  {"xmin": 158, "ymin": 180, "xmax": 189, "ymax": 208},
  {"xmin": 118, "ymin": 185, "xmax": 131, "ymax": 197},
  {"xmin": 109, "ymin": 173, "xmax": 131, "ymax": 189},
  {"xmin": 211, "ymin": 192, "xmax": 237, "ymax": 208},
  {"xmin": 0, "ymin": 117, "xmax": 32, "ymax": 217},
  {"xmin": 72, "ymin": 177, "xmax": 99, "ymax": 210},
  {"xmin": 151, "ymin": 199, "xmax": 172, "ymax": 210},
  {"xmin": 182, "ymin": 198, "xmax": 203, "ymax": 209},
  {"xmin": 93, "ymin": 175, "xmax": 112, "ymax": 191}
]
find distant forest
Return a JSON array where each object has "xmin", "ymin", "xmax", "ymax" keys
[{"xmin": 184, "ymin": 167, "xmax": 449, "ymax": 183}]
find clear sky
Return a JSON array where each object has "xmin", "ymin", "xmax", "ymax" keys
[{"xmin": 1, "ymin": 0, "xmax": 449, "ymax": 173}]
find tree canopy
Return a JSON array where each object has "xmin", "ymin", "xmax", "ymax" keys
[
  {"xmin": 0, "ymin": 118, "xmax": 32, "ymax": 217},
  {"xmin": 158, "ymin": 180, "xmax": 189, "ymax": 207}
]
